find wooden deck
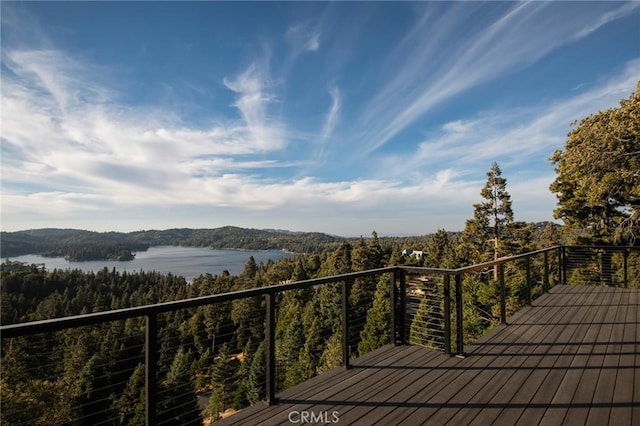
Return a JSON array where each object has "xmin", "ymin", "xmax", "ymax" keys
[{"xmin": 216, "ymin": 285, "xmax": 639, "ymax": 425}]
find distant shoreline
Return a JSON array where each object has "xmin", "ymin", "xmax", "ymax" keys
[{"xmin": 2, "ymin": 246, "xmax": 295, "ymax": 282}]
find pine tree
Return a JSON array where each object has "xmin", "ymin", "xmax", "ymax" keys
[
  {"xmin": 283, "ymin": 341, "xmax": 316, "ymax": 389},
  {"xmin": 275, "ymin": 298, "xmax": 305, "ymax": 390},
  {"xmin": 207, "ymin": 343, "xmax": 240, "ymax": 420},
  {"xmin": 245, "ymin": 343, "xmax": 265, "ymax": 404},
  {"xmin": 425, "ymin": 229, "xmax": 454, "ymax": 268},
  {"xmin": 550, "ymin": 83, "xmax": 639, "ymax": 244},
  {"xmin": 242, "ymin": 256, "xmax": 257, "ymax": 280},
  {"xmin": 317, "ymin": 333, "xmax": 342, "ymax": 374},
  {"xmin": 157, "ymin": 349, "xmax": 201, "ymax": 425},
  {"xmin": 301, "ymin": 299, "xmax": 324, "ymax": 370},
  {"xmin": 408, "ymin": 281, "xmax": 444, "ymax": 350},
  {"xmin": 350, "ymin": 237, "xmax": 377, "ymax": 356},
  {"xmin": 462, "ymin": 162, "xmax": 514, "ymax": 277},
  {"xmin": 358, "ymin": 275, "xmax": 391, "ymax": 355},
  {"xmin": 114, "ymin": 363, "xmax": 145, "ymax": 425}
]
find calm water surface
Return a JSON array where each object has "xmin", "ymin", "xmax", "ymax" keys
[{"xmin": 2, "ymin": 246, "xmax": 293, "ymax": 282}]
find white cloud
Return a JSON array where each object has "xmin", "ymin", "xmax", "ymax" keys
[
  {"xmin": 0, "ymin": 46, "xmax": 481, "ymax": 234},
  {"xmin": 574, "ymin": 2, "xmax": 640, "ymax": 39},
  {"xmin": 304, "ymin": 32, "xmax": 320, "ymax": 52},
  {"xmin": 393, "ymin": 58, "xmax": 640, "ymax": 172},
  {"xmin": 0, "ymin": 49, "xmax": 300, "ymax": 225},
  {"xmin": 286, "ymin": 23, "xmax": 321, "ymax": 53},
  {"xmin": 223, "ymin": 63, "xmax": 287, "ymax": 152},
  {"xmin": 441, "ymin": 120, "xmax": 474, "ymax": 134},
  {"xmin": 320, "ymin": 86, "xmax": 340, "ymax": 142}
]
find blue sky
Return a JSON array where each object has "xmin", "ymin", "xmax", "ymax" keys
[{"xmin": 1, "ymin": 2, "xmax": 639, "ymax": 236}]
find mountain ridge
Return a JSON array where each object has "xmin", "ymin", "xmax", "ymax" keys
[{"xmin": 0, "ymin": 226, "xmax": 345, "ymax": 259}]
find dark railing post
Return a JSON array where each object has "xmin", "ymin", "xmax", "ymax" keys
[
  {"xmin": 391, "ymin": 268, "xmax": 406, "ymax": 345},
  {"xmin": 398, "ymin": 269, "xmax": 406, "ymax": 345},
  {"xmin": 390, "ymin": 270, "xmax": 398, "ymax": 344},
  {"xmin": 543, "ymin": 250, "xmax": 550, "ymax": 293},
  {"xmin": 145, "ymin": 314, "xmax": 157, "ymax": 426},
  {"xmin": 526, "ymin": 257, "xmax": 532, "ymax": 306},
  {"xmin": 499, "ymin": 264, "xmax": 506, "ymax": 324},
  {"xmin": 561, "ymin": 246, "xmax": 567, "ymax": 285},
  {"xmin": 443, "ymin": 274, "xmax": 451, "ymax": 355},
  {"xmin": 623, "ymin": 249, "xmax": 628, "ymax": 288},
  {"xmin": 455, "ymin": 274, "xmax": 464, "ymax": 356},
  {"xmin": 342, "ymin": 279, "xmax": 352, "ymax": 369},
  {"xmin": 265, "ymin": 292, "xmax": 277, "ymax": 404}
]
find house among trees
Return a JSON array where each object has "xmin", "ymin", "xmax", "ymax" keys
[{"xmin": 401, "ymin": 249, "xmax": 426, "ymax": 260}]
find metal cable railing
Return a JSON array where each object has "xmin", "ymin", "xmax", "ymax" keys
[
  {"xmin": 563, "ymin": 246, "xmax": 640, "ymax": 288},
  {"xmin": 404, "ymin": 272, "xmax": 447, "ymax": 351}
]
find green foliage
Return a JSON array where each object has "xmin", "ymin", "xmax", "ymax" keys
[
  {"xmin": 460, "ymin": 163, "xmax": 514, "ymax": 266},
  {"xmin": 206, "ymin": 344, "xmax": 240, "ymax": 420},
  {"xmin": 157, "ymin": 349, "xmax": 201, "ymax": 425},
  {"xmin": 408, "ymin": 278, "xmax": 445, "ymax": 350},
  {"xmin": 358, "ymin": 275, "xmax": 391, "ymax": 355},
  {"xmin": 317, "ymin": 333, "xmax": 342, "ymax": 374},
  {"xmin": 276, "ymin": 297, "xmax": 305, "ymax": 390},
  {"xmin": 245, "ymin": 343, "xmax": 266, "ymax": 404},
  {"xmin": 550, "ymin": 82, "xmax": 640, "ymax": 244},
  {"xmin": 114, "ymin": 364, "xmax": 145, "ymax": 425}
]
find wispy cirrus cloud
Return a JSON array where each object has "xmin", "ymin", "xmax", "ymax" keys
[
  {"xmin": 319, "ymin": 87, "xmax": 340, "ymax": 147},
  {"xmin": 222, "ymin": 62, "xmax": 287, "ymax": 152},
  {"xmin": 286, "ymin": 22, "xmax": 320, "ymax": 54},
  {"xmin": 408, "ymin": 59, "xmax": 640, "ymax": 170},
  {"xmin": 367, "ymin": 56, "xmax": 639, "ymax": 223},
  {"xmin": 358, "ymin": 2, "xmax": 640, "ymax": 154}
]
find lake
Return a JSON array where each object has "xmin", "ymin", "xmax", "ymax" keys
[{"xmin": 1, "ymin": 246, "xmax": 294, "ymax": 282}]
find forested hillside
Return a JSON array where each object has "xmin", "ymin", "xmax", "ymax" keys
[{"xmin": 0, "ymin": 226, "xmax": 344, "ymax": 259}]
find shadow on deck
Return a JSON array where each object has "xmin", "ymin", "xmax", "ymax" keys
[{"xmin": 216, "ymin": 285, "xmax": 639, "ymax": 425}]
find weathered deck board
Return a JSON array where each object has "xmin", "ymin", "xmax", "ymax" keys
[
  {"xmin": 215, "ymin": 285, "xmax": 639, "ymax": 425},
  {"xmin": 455, "ymin": 285, "xmax": 595, "ymax": 426},
  {"xmin": 536, "ymin": 287, "xmax": 616, "ymax": 426},
  {"xmin": 476, "ymin": 286, "xmax": 596, "ymax": 425}
]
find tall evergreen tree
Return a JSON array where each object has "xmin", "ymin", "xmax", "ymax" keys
[
  {"xmin": 350, "ymin": 237, "xmax": 376, "ymax": 355},
  {"xmin": 275, "ymin": 298, "xmax": 305, "ymax": 390},
  {"xmin": 358, "ymin": 275, "xmax": 391, "ymax": 355},
  {"xmin": 462, "ymin": 162, "xmax": 514, "ymax": 277},
  {"xmin": 241, "ymin": 256, "xmax": 257, "ymax": 280},
  {"xmin": 245, "ymin": 343, "xmax": 265, "ymax": 404},
  {"xmin": 207, "ymin": 343, "xmax": 240, "ymax": 420},
  {"xmin": 157, "ymin": 349, "xmax": 201, "ymax": 425},
  {"xmin": 424, "ymin": 229, "xmax": 454, "ymax": 268},
  {"xmin": 114, "ymin": 364, "xmax": 145, "ymax": 425}
]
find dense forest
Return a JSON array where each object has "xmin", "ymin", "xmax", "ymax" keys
[{"xmin": 1, "ymin": 85, "xmax": 638, "ymax": 424}]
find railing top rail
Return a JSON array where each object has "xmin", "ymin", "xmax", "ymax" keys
[
  {"xmin": 454, "ymin": 245, "xmax": 562, "ymax": 274},
  {"xmin": 0, "ymin": 266, "xmax": 396, "ymax": 338},
  {"xmin": 399, "ymin": 266, "xmax": 458, "ymax": 275},
  {"xmin": 566, "ymin": 245, "xmax": 639, "ymax": 250}
]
